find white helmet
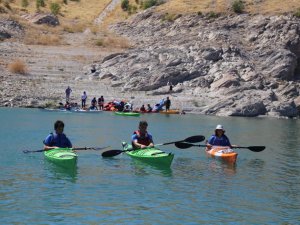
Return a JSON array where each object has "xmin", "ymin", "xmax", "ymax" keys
[{"xmin": 215, "ymin": 124, "xmax": 224, "ymax": 131}]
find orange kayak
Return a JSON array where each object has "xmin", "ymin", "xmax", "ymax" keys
[{"xmin": 206, "ymin": 146, "xmax": 238, "ymax": 164}]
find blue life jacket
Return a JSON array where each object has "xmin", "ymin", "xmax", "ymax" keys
[
  {"xmin": 208, "ymin": 134, "xmax": 231, "ymax": 146},
  {"xmin": 43, "ymin": 133, "xmax": 72, "ymax": 148}
]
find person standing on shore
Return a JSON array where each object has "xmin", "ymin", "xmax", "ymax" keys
[
  {"xmin": 43, "ymin": 120, "xmax": 72, "ymax": 150},
  {"xmin": 98, "ymin": 96, "xmax": 104, "ymax": 110},
  {"xmin": 65, "ymin": 86, "xmax": 72, "ymax": 102},
  {"xmin": 81, "ymin": 91, "xmax": 87, "ymax": 109},
  {"xmin": 165, "ymin": 96, "xmax": 171, "ymax": 111}
]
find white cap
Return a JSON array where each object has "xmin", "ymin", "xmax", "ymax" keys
[{"xmin": 215, "ymin": 124, "xmax": 224, "ymax": 130}]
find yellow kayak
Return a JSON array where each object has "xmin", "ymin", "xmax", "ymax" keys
[{"xmin": 159, "ymin": 109, "xmax": 180, "ymax": 114}]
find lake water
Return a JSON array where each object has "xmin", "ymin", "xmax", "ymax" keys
[{"xmin": 0, "ymin": 108, "xmax": 299, "ymax": 224}]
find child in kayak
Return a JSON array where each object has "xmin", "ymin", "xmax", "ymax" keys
[
  {"xmin": 132, "ymin": 120, "xmax": 154, "ymax": 149},
  {"xmin": 43, "ymin": 120, "xmax": 72, "ymax": 150},
  {"xmin": 206, "ymin": 124, "xmax": 237, "ymax": 149}
]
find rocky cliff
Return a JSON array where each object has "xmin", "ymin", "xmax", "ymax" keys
[{"xmin": 87, "ymin": 9, "xmax": 300, "ymax": 118}]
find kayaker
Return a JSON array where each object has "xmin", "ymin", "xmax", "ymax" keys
[
  {"xmin": 140, "ymin": 104, "xmax": 146, "ymax": 112},
  {"xmin": 91, "ymin": 97, "xmax": 97, "ymax": 107},
  {"xmin": 206, "ymin": 125, "xmax": 236, "ymax": 149},
  {"xmin": 132, "ymin": 120, "xmax": 154, "ymax": 149},
  {"xmin": 43, "ymin": 120, "xmax": 72, "ymax": 150},
  {"xmin": 147, "ymin": 104, "xmax": 152, "ymax": 112}
]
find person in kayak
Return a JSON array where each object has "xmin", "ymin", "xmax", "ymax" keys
[
  {"xmin": 132, "ymin": 120, "xmax": 154, "ymax": 149},
  {"xmin": 206, "ymin": 124, "xmax": 236, "ymax": 149},
  {"xmin": 43, "ymin": 120, "xmax": 72, "ymax": 150},
  {"xmin": 147, "ymin": 104, "xmax": 152, "ymax": 112},
  {"xmin": 140, "ymin": 104, "xmax": 146, "ymax": 112}
]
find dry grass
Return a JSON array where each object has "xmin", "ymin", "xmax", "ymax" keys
[
  {"xmin": 23, "ymin": 24, "xmax": 62, "ymax": 45},
  {"xmin": 95, "ymin": 35, "xmax": 131, "ymax": 49},
  {"xmin": 8, "ymin": 59, "xmax": 28, "ymax": 74},
  {"xmin": 100, "ymin": 1, "xmax": 129, "ymax": 29},
  {"xmin": 2, "ymin": 0, "xmax": 300, "ymax": 27},
  {"xmin": 157, "ymin": 0, "xmax": 300, "ymax": 15},
  {"xmin": 7, "ymin": 0, "xmax": 111, "ymax": 23},
  {"xmin": 62, "ymin": 22, "xmax": 86, "ymax": 33}
]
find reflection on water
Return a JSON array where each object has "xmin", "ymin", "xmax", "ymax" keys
[
  {"xmin": 130, "ymin": 158, "xmax": 173, "ymax": 177},
  {"xmin": 246, "ymin": 158, "xmax": 265, "ymax": 172},
  {"xmin": 43, "ymin": 160, "xmax": 78, "ymax": 183},
  {"xmin": 207, "ymin": 159, "xmax": 237, "ymax": 176},
  {"xmin": 1, "ymin": 108, "xmax": 300, "ymax": 224}
]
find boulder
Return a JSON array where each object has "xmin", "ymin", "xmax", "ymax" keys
[{"xmin": 28, "ymin": 14, "xmax": 59, "ymax": 26}]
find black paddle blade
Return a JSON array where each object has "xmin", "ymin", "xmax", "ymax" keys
[
  {"xmin": 247, "ymin": 146, "xmax": 266, "ymax": 152},
  {"xmin": 183, "ymin": 135, "xmax": 205, "ymax": 143},
  {"xmin": 174, "ymin": 142, "xmax": 195, "ymax": 149},
  {"xmin": 101, "ymin": 150, "xmax": 123, "ymax": 157}
]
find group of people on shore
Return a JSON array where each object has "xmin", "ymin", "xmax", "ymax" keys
[
  {"xmin": 44, "ymin": 120, "xmax": 235, "ymax": 151},
  {"xmin": 64, "ymin": 87, "xmax": 105, "ymax": 111},
  {"xmin": 64, "ymin": 87, "xmax": 173, "ymax": 113},
  {"xmin": 81, "ymin": 91, "xmax": 105, "ymax": 111}
]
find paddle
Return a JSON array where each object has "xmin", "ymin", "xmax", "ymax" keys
[
  {"xmin": 160, "ymin": 135, "xmax": 205, "ymax": 145},
  {"xmin": 101, "ymin": 135, "xmax": 205, "ymax": 158},
  {"xmin": 23, "ymin": 146, "xmax": 110, "ymax": 154},
  {"xmin": 102, "ymin": 148, "xmax": 143, "ymax": 157},
  {"xmin": 174, "ymin": 142, "xmax": 265, "ymax": 152}
]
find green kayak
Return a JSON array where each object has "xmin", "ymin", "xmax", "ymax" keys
[
  {"xmin": 122, "ymin": 142, "xmax": 174, "ymax": 167},
  {"xmin": 115, "ymin": 112, "xmax": 140, "ymax": 116},
  {"xmin": 44, "ymin": 148, "xmax": 77, "ymax": 168}
]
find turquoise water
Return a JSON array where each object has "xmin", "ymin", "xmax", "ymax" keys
[{"xmin": 0, "ymin": 108, "xmax": 299, "ymax": 224}]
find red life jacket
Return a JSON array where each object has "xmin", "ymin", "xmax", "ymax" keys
[{"xmin": 133, "ymin": 130, "xmax": 151, "ymax": 146}]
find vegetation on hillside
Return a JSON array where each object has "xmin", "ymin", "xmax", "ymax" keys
[
  {"xmin": 1, "ymin": 0, "xmax": 300, "ymax": 48},
  {"xmin": 8, "ymin": 59, "xmax": 28, "ymax": 74},
  {"xmin": 1, "ymin": 0, "xmax": 300, "ymax": 26}
]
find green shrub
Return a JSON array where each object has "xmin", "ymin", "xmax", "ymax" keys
[
  {"xmin": 162, "ymin": 13, "xmax": 178, "ymax": 22},
  {"xmin": 232, "ymin": 0, "xmax": 244, "ymax": 14},
  {"xmin": 128, "ymin": 5, "xmax": 138, "ymax": 15},
  {"xmin": 95, "ymin": 39, "xmax": 104, "ymax": 46},
  {"xmin": 36, "ymin": 0, "xmax": 45, "ymax": 9},
  {"xmin": 50, "ymin": 2, "xmax": 60, "ymax": 15},
  {"xmin": 143, "ymin": 0, "xmax": 157, "ymax": 9},
  {"xmin": 22, "ymin": 0, "xmax": 29, "ymax": 8},
  {"xmin": 294, "ymin": 8, "xmax": 300, "ymax": 17},
  {"xmin": 207, "ymin": 11, "xmax": 218, "ymax": 18},
  {"xmin": 121, "ymin": 0, "xmax": 129, "ymax": 11}
]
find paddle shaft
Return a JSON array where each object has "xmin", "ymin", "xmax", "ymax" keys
[
  {"xmin": 162, "ymin": 135, "xmax": 205, "ymax": 145},
  {"xmin": 101, "ymin": 135, "xmax": 205, "ymax": 158},
  {"xmin": 174, "ymin": 142, "xmax": 265, "ymax": 152},
  {"xmin": 23, "ymin": 146, "xmax": 110, "ymax": 153}
]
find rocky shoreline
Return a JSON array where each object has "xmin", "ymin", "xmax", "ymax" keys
[
  {"xmin": 86, "ymin": 9, "xmax": 300, "ymax": 118},
  {"xmin": 1, "ymin": 10, "xmax": 300, "ymax": 118}
]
